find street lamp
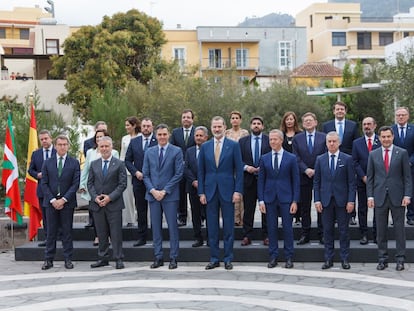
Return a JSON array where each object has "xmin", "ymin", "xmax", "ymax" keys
[{"xmin": 44, "ymin": 0, "xmax": 55, "ymax": 18}]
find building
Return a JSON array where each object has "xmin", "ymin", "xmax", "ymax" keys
[{"xmin": 290, "ymin": 62, "xmax": 342, "ymax": 90}]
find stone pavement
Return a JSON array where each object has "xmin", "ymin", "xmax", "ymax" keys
[{"xmin": 1, "ymin": 250, "xmax": 414, "ymax": 310}]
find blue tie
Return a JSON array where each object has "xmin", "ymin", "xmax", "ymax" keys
[
  {"xmin": 254, "ymin": 136, "xmax": 260, "ymax": 167},
  {"xmin": 102, "ymin": 160, "xmax": 109, "ymax": 176},
  {"xmin": 308, "ymin": 134, "xmax": 313, "ymax": 154},
  {"xmin": 330, "ymin": 154, "xmax": 335, "ymax": 176},
  {"xmin": 400, "ymin": 127, "xmax": 405, "ymax": 143},
  {"xmin": 159, "ymin": 147, "xmax": 164, "ymax": 166},
  {"xmin": 144, "ymin": 138, "xmax": 149, "ymax": 151},
  {"xmin": 338, "ymin": 121, "xmax": 344, "ymax": 142}
]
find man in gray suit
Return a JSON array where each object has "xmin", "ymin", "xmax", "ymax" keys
[
  {"xmin": 88, "ymin": 136, "xmax": 127, "ymax": 269},
  {"xmin": 143, "ymin": 124, "xmax": 184, "ymax": 270},
  {"xmin": 367, "ymin": 126, "xmax": 412, "ymax": 271}
]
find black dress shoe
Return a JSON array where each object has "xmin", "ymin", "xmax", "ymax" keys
[
  {"xmin": 373, "ymin": 237, "xmax": 377, "ymax": 244},
  {"xmin": 192, "ymin": 240, "xmax": 203, "ymax": 247},
  {"xmin": 285, "ymin": 258, "xmax": 294, "ymax": 269},
  {"xmin": 224, "ymin": 262, "xmax": 233, "ymax": 270},
  {"xmin": 84, "ymin": 223, "xmax": 94, "ymax": 228},
  {"xmin": 296, "ymin": 236, "xmax": 309, "ymax": 245},
  {"xmin": 38, "ymin": 241, "xmax": 46, "ymax": 247},
  {"xmin": 169, "ymin": 259, "xmax": 178, "ymax": 269},
  {"xmin": 319, "ymin": 237, "xmax": 324, "ymax": 245},
  {"xmin": 321, "ymin": 260, "xmax": 333, "ymax": 269},
  {"xmin": 133, "ymin": 239, "xmax": 146, "ymax": 247},
  {"xmin": 41, "ymin": 260, "xmax": 53, "ymax": 270},
  {"xmin": 396, "ymin": 262, "xmax": 405, "ymax": 271},
  {"xmin": 177, "ymin": 220, "xmax": 186, "ymax": 227},
  {"xmin": 341, "ymin": 260, "xmax": 351, "ymax": 270},
  {"xmin": 116, "ymin": 260, "xmax": 125, "ymax": 269},
  {"xmin": 267, "ymin": 258, "xmax": 278, "ymax": 268},
  {"xmin": 90, "ymin": 260, "xmax": 109, "ymax": 268},
  {"xmin": 205, "ymin": 262, "xmax": 220, "ymax": 270},
  {"xmin": 150, "ymin": 259, "xmax": 164, "ymax": 269},
  {"xmin": 360, "ymin": 235, "xmax": 368, "ymax": 245},
  {"xmin": 376, "ymin": 262, "xmax": 388, "ymax": 270},
  {"xmin": 407, "ymin": 219, "xmax": 414, "ymax": 226},
  {"xmin": 64, "ymin": 260, "xmax": 74, "ymax": 269}
]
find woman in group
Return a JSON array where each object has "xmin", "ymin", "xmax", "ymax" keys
[
  {"xmin": 120, "ymin": 116, "xmax": 141, "ymax": 227},
  {"xmin": 79, "ymin": 129, "xmax": 120, "ymax": 245},
  {"xmin": 225, "ymin": 111, "xmax": 249, "ymax": 226}
]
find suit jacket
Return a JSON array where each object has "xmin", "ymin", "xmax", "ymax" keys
[
  {"xmin": 184, "ymin": 145, "xmax": 199, "ymax": 193},
  {"xmin": 314, "ymin": 152, "xmax": 356, "ymax": 207},
  {"xmin": 41, "ymin": 154, "xmax": 80, "ymax": 209},
  {"xmin": 257, "ymin": 150, "xmax": 300, "ymax": 204},
  {"xmin": 238, "ymin": 134, "xmax": 271, "ymax": 188},
  {"xmin": 83, "ymin": 137, "xmax": 95, "ymax": 157},
  {"xmin": 352, "ymin": 135, "xmax": 381, "ymax": 187},
  {"xmin": 392, "ymin": 123, "xmax": 414, "ymax": 165},
  {"xmin": 125, "ymin": 135, "xmax": 157, "ymax": 186},
  {"xmin": 198, "ymin": 137, "xmax": 244, "ymax": 202},
  {"xmin": 170, "ymin": 127, "xmax": 195, "ymax": 155},
  {"xmin": 142, "ymin": 144, "xmax": 184, "ymax": 202},
  {"xmin": 367, "ymin": 145, "xmax": 412, "ymax": 207},
  {"xmin": 87, "ymin": 157, "xmax": 127, "ymax": 212},
  {"xmin": 28, "ymin": 147, "xmax": 56, "ymax": 198},
  {"xmin": 292, "ymin": 131, "xmax": 327, "ymax": 186},
  {"xmin": 322, "ymin": 119, "xmax": 359, "ymax": 155}
]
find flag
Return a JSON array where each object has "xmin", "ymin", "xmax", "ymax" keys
[
  {"xmin": 1, "ymin": 113, "xmax": 23, "ymax": 224},
  {"xmin": 24, "ymin": 104, "xmax": 41, "ymax": 240}
]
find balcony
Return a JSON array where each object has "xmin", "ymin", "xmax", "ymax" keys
[{"xmin": 200, "ymin": 57, "xmax": 259, "ymax": 71}]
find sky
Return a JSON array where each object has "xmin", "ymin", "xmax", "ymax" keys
[{"xmin": 1, "ymin": 0, "xmax": 327, "ymax": 28}]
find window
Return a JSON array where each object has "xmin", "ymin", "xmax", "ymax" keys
[
  {"xmin": 173, "ymin": 47, "xmax": 185, "ymax": 70},
  {"xmin": 332, "ymin": 32, "xmax": 346, "ymax": 46},
  {"xmin": 0, "ymin": 28, "xmax": 5, "ymax": 39},
  {"xmin": 379, "ymin": 32, "xmax": 393, "ymax": 46},
  {"xmin": 46, "ymin": 39, "xmax": 59, "ymax": 54},
  {"xmin": 279, "ymin": 41, "xmax": 292, "ymax": 70},
  {"xmin": 208, "ymin": 49, "xmax": 222, "ymax": 68},
  {"xmin": 310, "ymin": 39, "xmax": 314, "ymax": 54},
  {"xmin": 310, "ymin": 15, "xmax": 313, "ymax": 27},
  {"xmin": 404, "ymin": 32, "xmax": 410, "ymax": 38},
  {"xmin": 357, "ymin": 32, "xmax": 372, "ymax": 50},
  {"xmin": 19, "ymin": 28, "xmax": 29, "ymax": 40},
  {"xmin": 236, "ymin": 49, "xmax": 248, "ymax": 68}
]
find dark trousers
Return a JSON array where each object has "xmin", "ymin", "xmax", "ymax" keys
[
  {"xmin": 357, "ymin": 185, "xmax": 376, "ymax": 238},
  {"xmin": 321, "ymin": 198, "xmax": 350, "ymax": 262},
  {"xmin": 189, "ymin": 189, "xmax": 207, "ymax": 241},
  {"xmin": 39, "ymin": 198, "xmax": 47, "ymax": 239},
  {"xmin": 177, "ymin": 178, "xmax": 188, "ymax": 222},
  {"xmin": 242, "ymin": 177, "xmax": 267, "ymax": 239},
  {"xmin": 133, "ymin": 182, "xmax": 148, "ymax": 241},
  {"xmin": 299, "ymin": 184, "xmax": 323, "ymax": 238},
  {"xmin": 376, "ymin": 195, "xmax": 406, "ymax": 263},
  {"xmin": 406, "ymin": 169, "xmax": 414, "ymax": 221}
]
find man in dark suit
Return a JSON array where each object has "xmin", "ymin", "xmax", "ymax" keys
[
  {"xmin": 170, "ymin": 109, "xmax": 196, "ymax": 226},
  {"xmin": 391, "ymin": 107, "xmax": 414, "ymax": 225},
  {"xmin": 314, "ymin": 131, "xmax": 356, "ymax": 270},
  {"xmin": 28, "ymin": 129, "xmax": 56, "ymax": 246},
  {"xmin": 322, "ymin": 101, "xmax": 359, "ymax": 225},
  {"xmin": 352, "ymin": 117, "xmax": 380, "ymax": 244},
  {"xmin": 239, "ymin": 116, "xmax": 271, "ymax": 246},
  {"xmin": 292, "ymin": 112, "xmax": 326, "ymax": 245},
  {"xmin": 184, "ymin": 126, "xmax": 208, "ymax": 247},
  {"xmin": 41, "ymin": 135, "xmax": 80, "ymax": 270},
  {"xmin": 88, "ymin": 136, "xmax": 127, "ymax": 269},
  {"xmin": 143, "ymin": 124, "xmax": 183, "ymax": 270},
  {"xmin": 198, "ymin": 116, "xmax": 244, "ymax": 270},
  {"xmin": 125, "ymin": 118, "xmax": 157, "ymax": 247},
  {"xmin": 367, "ymin": 126, "xmax": 412, "ymax": 271},
  {"xmin": 258, "ymin": 129, "xmax": 300, "ymax": 269}
]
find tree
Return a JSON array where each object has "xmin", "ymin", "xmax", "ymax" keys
[{"xmin": 50, "ymin": 9, "xmax": 168, "ymax": 121}]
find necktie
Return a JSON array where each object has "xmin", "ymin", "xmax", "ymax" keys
[
  {"xmin": 45, "ymin": 149, "xmax": 49, "ymax": 160},
  {"xmin": 196, "ymin": 147, "xmax": 199, "ymax": 159},
  {"xmin": 400, "ymin": 127, "xmax": 405, "ymax": 143},
  {"xmin": 215, "ymin": 140, "xmax": 221, "ymax": 167},
  {"xmin": 144, "ymin": 138, "xmax": 149, "ymax": 151},
  {"xmin": 102, "ymin": 160, "xmax": 109, "ymax": 176},
  {"xmin": 159, "ymin": 147, "xmax": 164, "ymax": 166},
  {"xmin": 58, "ymin": 157, "xmax": 63, "ymax": 177},
  {"xmin": 367, "ymin": 138, "xmax": 372, "ymax": 152},
  {"xmin": 254, "ymin": 136, "xmax": 260, "ymax": 167},
  {"xmin": 338, "ymin": 121, "xmax": 344, "ymax": 142},
  {"xmin": 273, "ymin": 152, "xmax": 279, "ymax": 174},
  {"xmin": 308, "ymin": 134, "xmax": 313, "ymax": 154},
  {"xmin": 384, "ymin": 149, "xmax": 389, "ymax": 173},
  {"xmin": 184, "ymin": 129, "xmax": 189, "ymax": 145},
  {"xmin": 330, "ymin": 154, "xmax": 336, "ymax": 176}
]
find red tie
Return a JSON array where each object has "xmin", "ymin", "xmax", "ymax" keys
[
  {"xmin": 367, "ymin": 138, "xmax": 372, "ymax": 152},
  {"xmin": 384, "ymin": 149, "xmax": 389, "ymax": 173}
]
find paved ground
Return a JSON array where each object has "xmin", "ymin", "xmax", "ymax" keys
[{"xmin": 1, "ymin": 250, "xmax": 414, "ymax": 310}]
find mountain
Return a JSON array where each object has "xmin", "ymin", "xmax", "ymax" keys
[{"xmin": 238, "ymin": 13, "xmax": 294, "ymax": 27}]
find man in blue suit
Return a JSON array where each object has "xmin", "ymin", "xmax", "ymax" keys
[
  {"xmin": 41, "ymin": 135, "xmax": 80, "ymax": 270},
  {"xmin": 352, "ymin": 117, "xmax": 380, "ymax": 244},
  {"xmin": 198, "ymin": 116, "xmax": 244, "ymax": 270},
  {"xmin": 143, "ymin": 124, "xmax": 183, "ymax": 270},
  {"xmin": 258, "ymin": 129, "xmax": 300, "ymax": 269},
  {"xmin": 170, "ymin": 109, "xmax": 196, "ymax": 226},
  {"xmin": 28, "ymin": 129, "xmax": 56, "ymax": 246},
  {"xmin": 125, "ymin": 118, "xmax": 157, "ymax": 246},
  {"xmin": 314, "ymin": 131, "xmax": 356, "ymax": 270},
  {"xmin": 391, "ymin": 107, "xmax": 414, "ymax": 225},
  {"xmin": 292, "ymin": 112, "xmax": 326, "ymax": 245},
  {"xmin": 184, "ymin": 126, "xmax": 209, "ymax": 247}
]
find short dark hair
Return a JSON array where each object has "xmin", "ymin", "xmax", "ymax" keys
[
  {"xmin": 182, "ymin": 109, "xmax": 194, "ymax": 119},
  {"xmin": 250, "ymin": 116, "xmax": 264, "ymax": 124},
  {"xmin": 156, "ymin": 123, "xmax": 169, "ymax": 132},
  {"xmin": 334, "ymin": 101, "xmax": 347, "ymax": 111},
  {"xmin": 378, "ymin": 125, "xmax": 394, "ymax": 136}
]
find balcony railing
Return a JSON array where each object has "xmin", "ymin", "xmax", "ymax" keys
[{"xmin": 201, "ymin": 57, "xmax": 259, "ymax": 71}]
